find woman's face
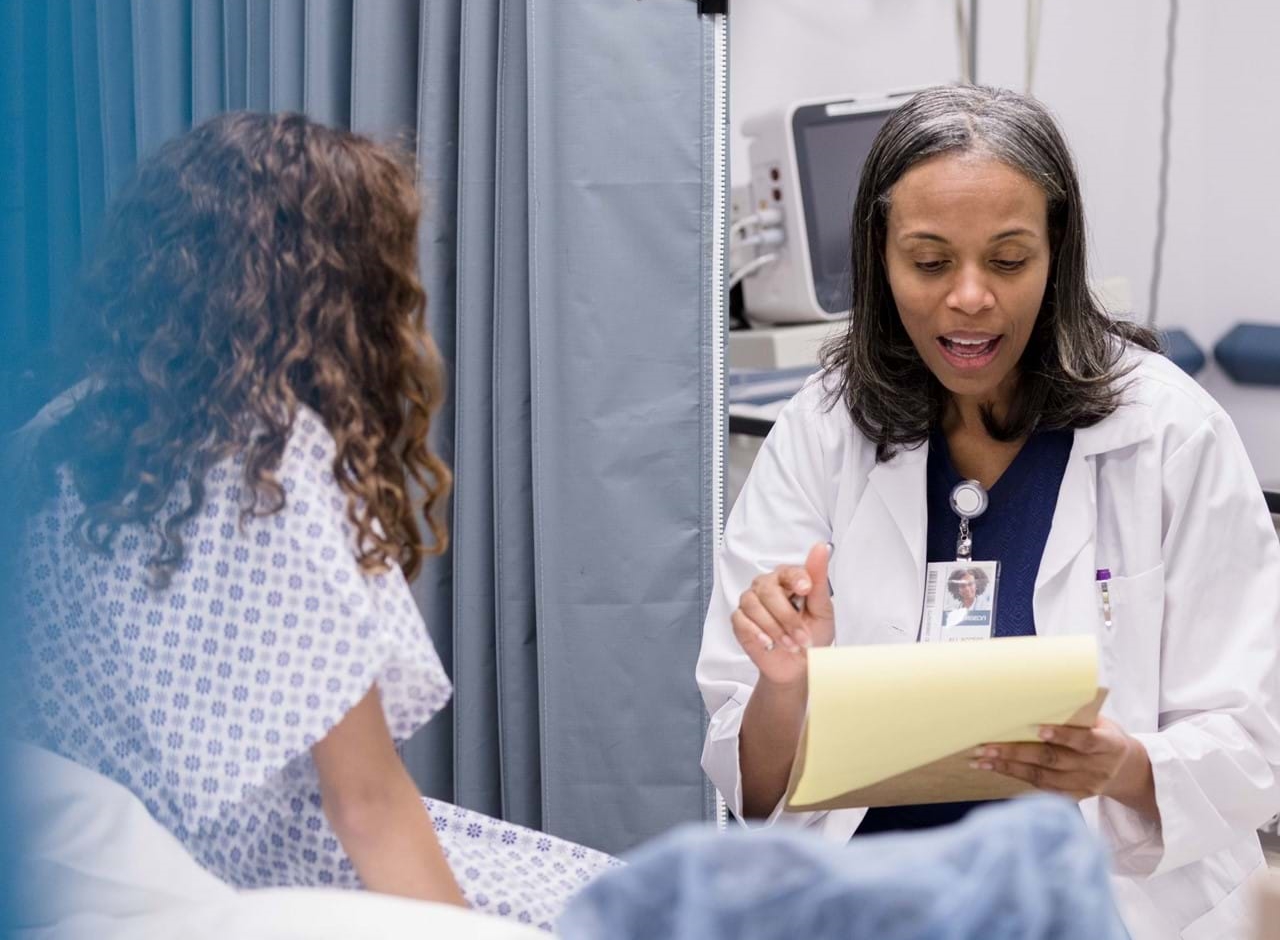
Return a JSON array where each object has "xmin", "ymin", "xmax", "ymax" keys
[
  {"xmin": 957, "ymin": 573, "xmax": 977, "ymax": 607},
  {"xmin": 883, "ymin": 151, "xmax": 1051, "ymax": 413}
]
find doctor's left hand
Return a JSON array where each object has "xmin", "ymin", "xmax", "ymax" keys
[{"xmin": 973, "ymin": 717, "xmax": 1158, "ymax": 818}]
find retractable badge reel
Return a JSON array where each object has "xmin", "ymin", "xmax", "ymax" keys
[
  {"xmin": 920, "ymin": 480, "xmax": 1001, "ymax": 643},
  {"xmin": 950, "ymin": 480, "xmax": 988, "ymax": 562}
]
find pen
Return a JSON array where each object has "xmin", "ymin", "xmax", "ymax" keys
[
  {"xmin": 1096, "ymin": 568, "xmax": 1113, "ymax": 629},
  {"xmin": 826, "ymin": 540, "xmax": 835, "ymax": 598}
]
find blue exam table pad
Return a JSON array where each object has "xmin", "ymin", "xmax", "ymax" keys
[
  {"xmin": 1159, "ymin": 328, "xmax": 1206, "ymax": 376},
  {"xmin": 1214, "ymin": 323, "xmax": 1280, "ymax": 386}
]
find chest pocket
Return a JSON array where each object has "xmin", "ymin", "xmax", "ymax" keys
[{"xmin": 1099, "ymin": 564, "xmax": 1165, "ymax": 726}]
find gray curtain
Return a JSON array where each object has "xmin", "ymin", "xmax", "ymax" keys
[{"xmin": 3, "ymin": 0, "xmax": 715, "ymax": 856}]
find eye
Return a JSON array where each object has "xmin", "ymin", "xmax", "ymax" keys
[
  {"xmin": 991, "ymin": 258, "xmax": 1028, "ymax": 273},
  {"xmin": 914, "ymin": 260, "xmax": 948, "ymax": 274}
]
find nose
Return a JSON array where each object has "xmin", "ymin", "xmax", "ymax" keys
[{"xmin": 946, "ymin": 264, "xmax": 995, "ymax": 316}]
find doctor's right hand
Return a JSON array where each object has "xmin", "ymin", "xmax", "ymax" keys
[{"xmin": 731, "ymin": 542, "xmax": 834, "ymax": 687}]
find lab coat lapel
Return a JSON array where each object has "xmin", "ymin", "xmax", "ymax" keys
[
  {"xmin": 1033, "ymin": 404, "xmax": 1155, "ymax": 638},
  {"xmin": 831, "ymin": 443, "xmax": 928, "ymax": 644},
  {"xmin": 1032, "ymin": 443, "xmax": 1097, "ymax": 637},
  {"xmin": 867, "ymin": 442, "xmax": 929, "ymax": 575},
  {"xmin": 865, "ymin": 443, "xmax": 930, "ymax": 638}
]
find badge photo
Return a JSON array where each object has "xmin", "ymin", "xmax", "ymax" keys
[{"xmin": 921, "ymin": 559, "xmax": 1001, "ymax": 642}]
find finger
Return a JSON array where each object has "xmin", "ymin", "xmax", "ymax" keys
[
  {"xmin": 977, "ymin": 758, "xmax": 1096, "ymax": 798},
  {"xmin": 972, "ymin": 756, "xmax": 1053, "ymax": 791},
  {"xmin": 731, "ymin": 609, "xmax": 776, "ymax": 653},
  {"xmin": 776, "ymin": 565, "xmax": 813, "ymax": 598},
  {"xmin": 974, "ymin": 742, "xmax": 1077, "ymax": 771},
  {"xmin": 802, "ymin": 542, "xmax": 834, "ymax": 620},
  {"xmin": 740, "ymin": 592, "xmax": 801, "ymax": 654},
  {"xmin": 733, "ymin": 601, "xmax": 786, "ymax": 653},
  {"xmin": 755, "ymin": 576, "xmax": 811, "ymax": 647},
  {"xmin": 1036, "ymin": 724, "xmax": 1101, "ymax": 755}
]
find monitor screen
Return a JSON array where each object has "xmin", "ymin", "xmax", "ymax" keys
[{"xmin": 792, "ymin": 103, "xmax": 897, "ymax": 315}]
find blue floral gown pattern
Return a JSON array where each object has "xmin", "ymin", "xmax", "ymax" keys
[{"xmin": 18, "ymin": 408, "xmax": 617, "ymax": 930}]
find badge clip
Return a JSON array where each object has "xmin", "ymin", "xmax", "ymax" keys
[{"xmin": 949, "ymin": 479, "xmax": 988, "ymax": 562}]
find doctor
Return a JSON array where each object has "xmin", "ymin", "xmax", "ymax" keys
[
  {"xmin": 943, "ymin": 567, "xmax": 992, "ymax": 631},
  {"xmin": 697, "ymin": 85, "xmax": 1280, "ymax": 940}
]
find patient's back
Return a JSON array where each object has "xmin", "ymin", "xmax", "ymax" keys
[{"xmin": 15, "ymin": 407, "xmax": 451, "ymax": 889}]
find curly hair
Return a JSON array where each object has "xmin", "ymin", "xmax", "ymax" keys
[
  {"xmin": 821, "ymin": 85, "xmax": 1161, "ymax": 462},
  {"xmin": 38, "ymin": 111, "xmax": 450, "ymax": 588},
  {"xmin": 946, "ymin": 567, "xmax": 990, "ymax": 601}
]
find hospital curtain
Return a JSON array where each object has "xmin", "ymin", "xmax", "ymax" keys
[{"xmin": 4, "ymin": 0, "xmax": 717, "ymax": 854}]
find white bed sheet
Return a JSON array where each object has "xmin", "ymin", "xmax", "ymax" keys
[{"xmin": 11, "ymin": 742, "xmax": 545, "ymax": 940}]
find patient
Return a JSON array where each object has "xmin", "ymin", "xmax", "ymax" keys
[{"xmin": 14, "ymin": 111, "xmax": 614, "ymax": 929}]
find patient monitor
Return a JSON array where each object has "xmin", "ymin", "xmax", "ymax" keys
[{"xmin": 738, "ymin": 93, "xmax": 906, "ymax": 325}]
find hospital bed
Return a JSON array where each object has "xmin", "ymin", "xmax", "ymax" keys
[{"xmin": 11, "ymin": 743, "xmax": 545, "ymax": 940}]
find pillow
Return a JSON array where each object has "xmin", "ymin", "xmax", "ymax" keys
[
  {"xmin": 30, "ymin": 889, "xmax": 549, "ymax": 940},
  {"xmin": 11, "ymin": 743, "xmax": 546, "ymax": 940},
  {"xmin": 12, "ymin": 741, "xmax": 234, "ymax": 929}
]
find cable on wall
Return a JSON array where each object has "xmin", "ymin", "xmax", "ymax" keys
[
  {"xmin": 1025, "ymin": 0, "xmax": 1043, "ymax": 94},
  {"xmin": 968, "ymin": 0, "xmax": 979, "ymax": 84},
  {"xmin": 1147, "ymin": 0, "xmax": 1179, "ymax": 328},
  {"xmin": 955, "ymin": 0, "xmax": 974, "ymax": 84}
]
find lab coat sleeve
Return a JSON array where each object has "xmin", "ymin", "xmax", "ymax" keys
[
  {"xmin": 695, "ymin": 383, "xmax": 840, "ymax": 829},
  {"xmin": 1098, "ymin": 411, "xmax": 1280, "ymax": 876}
]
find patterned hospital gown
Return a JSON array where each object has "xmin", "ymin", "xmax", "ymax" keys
[{"xmin": 18, "ymin": 408, "xmax": 617, "ymax": 930}]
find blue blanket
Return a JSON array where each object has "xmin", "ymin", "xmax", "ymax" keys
[{"xmin": 558, "ymin": 795, "xmax": 1127, "ymax": 940}]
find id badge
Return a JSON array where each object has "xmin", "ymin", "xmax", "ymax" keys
[{"xmin": 920, "ymin": 560, "xmax": 1001, "ymax": 642}]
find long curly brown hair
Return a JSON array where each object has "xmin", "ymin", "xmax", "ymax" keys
[{"xmin": 38, "ymin": 111, "xmax": 450, "ymax": 587}]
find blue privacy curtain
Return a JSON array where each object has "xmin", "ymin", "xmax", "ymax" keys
[{"xmin": 3, "ymin": 1, "xmax": 717, "ymax": 854}]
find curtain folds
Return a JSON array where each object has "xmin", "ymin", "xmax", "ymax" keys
[
  {"xmin": 5, "ymin": 0, "xmax": 714, "ymax": 856},
  {"xmin": 525, "ymin": 0, "xmax": 716, "ymax": 852}
]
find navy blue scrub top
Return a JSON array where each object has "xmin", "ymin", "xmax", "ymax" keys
[{"xmin": 853, "ymin": 423, "xmax": 1074, "ymax": 836}]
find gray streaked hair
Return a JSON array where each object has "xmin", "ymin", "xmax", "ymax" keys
[{"xmin": 820, "ymin": 84, "xmax": 1160, "ymax": 462}]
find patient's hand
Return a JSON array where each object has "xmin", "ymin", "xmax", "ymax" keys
[{"xmin": 732, "ymin": 542, "xmax": 834, "ymax": 689}]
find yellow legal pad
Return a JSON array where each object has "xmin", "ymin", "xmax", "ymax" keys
[{"xmin": 784, "ymin": 635, "xmax": 1105, "ymax": 812}]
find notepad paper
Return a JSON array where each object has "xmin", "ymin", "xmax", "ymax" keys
[{"xmin": 784, "ymin": 635, "xmax": 1103, "ymax": 811}]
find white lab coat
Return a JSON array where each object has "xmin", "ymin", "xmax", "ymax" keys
[{"xmin": 697, "ymin": 349, "xmax": 1280, "ymax": 940}]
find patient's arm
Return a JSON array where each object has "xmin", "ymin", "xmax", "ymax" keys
[{"xmin": 312, "ymin": 685, "xmax": 466, "ymax": 906}]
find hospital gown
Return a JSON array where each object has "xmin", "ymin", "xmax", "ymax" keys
[{"xmin": 17, "ymin": 408, "xmax": 617, "ymax": 930}]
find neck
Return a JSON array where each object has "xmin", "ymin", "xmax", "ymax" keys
[
  {"xmin": 942, "ymin": 370, "xmax": 1020, "ymax": 438},
  {"xmin": 944, "ymin": 394, "xmax": 1015, "ymax": 442},
  {"xmin": 944, "ymin": 396, "xmax": 992, "ymax": 437},
  {"xmin": 939, "ymin": 380, "xmax": 1027, "ymax": 489}
]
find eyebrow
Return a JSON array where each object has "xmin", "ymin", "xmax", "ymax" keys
[{"xmin": 901, "ymin": 228, "xmax": 1040, "ymax": 244}]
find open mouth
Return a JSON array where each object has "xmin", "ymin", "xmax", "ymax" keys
[{"xmin": 937, "ymin": 335, "xmax": 1002, "ymax": 370}]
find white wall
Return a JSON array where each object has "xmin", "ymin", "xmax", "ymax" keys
[
  {"xmin": 731, "ymin": 0, "xmax": 1280, "ymax": 485},
  {"xmin": 729, "ymin": 0, "xmax": 961, "ymax": 183},
  {"xmin": 979, "ymin": 0, "xmax": 1280, "ymax": 484}
]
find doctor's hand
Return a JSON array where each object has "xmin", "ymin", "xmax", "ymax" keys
[
  {"xmin": 973, "ymin": 716, "xmax": 1158, "ymax": 819},
  {"xmin": 731, "ymin": 542, "xmax": 834, "ymax": 688}
]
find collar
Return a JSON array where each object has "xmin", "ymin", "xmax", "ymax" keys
[
  {"xmin": 862, "ymin": 397, "xmax": 1156, "ymax": 579},
  {"xmin": 1071, "ymin": 398, "xmax": 1156, "ymax": 458}
]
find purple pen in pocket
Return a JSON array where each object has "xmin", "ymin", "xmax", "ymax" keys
[{"xmin": 1096, "ymin": 568, "xmax": 1113, "ymax": 629}]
